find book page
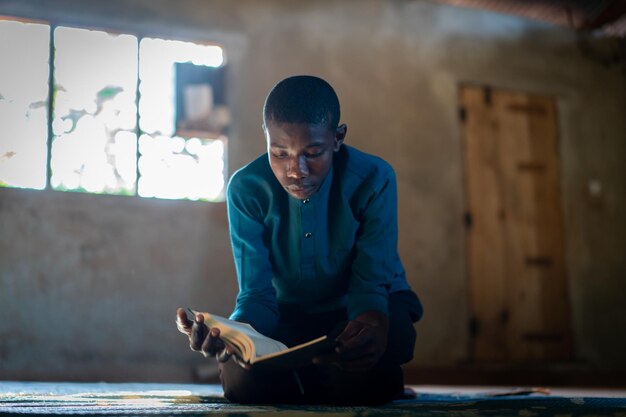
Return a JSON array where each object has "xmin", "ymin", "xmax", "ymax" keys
[
  {"xmin": 198, "ymin": 312, "xmax": 288, "ymax": 361},
  {"xmin": 251, "ymin": 335, "xmax": 338, "ymax": 370}
]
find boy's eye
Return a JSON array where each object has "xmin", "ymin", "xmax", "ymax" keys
[
  {"xmin": 272, "ymin": 152, "xmax": 288, "ymax": 159},
  {"xmin": 305, "ymin": 150, "xmax": 324, "ymax": 158}
]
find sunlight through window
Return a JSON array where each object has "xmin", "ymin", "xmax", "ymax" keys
[
  {"xmin": 51, "ymin": 27, "xmax": 138, "ymax": 194},
  {"xmin": 138, "ymin": 37, "xmax": 226, "ymax": 201},
  {"xmin": 137, "ymin": 134, "xmax": 225, "ymax": 201},
  {"xmin": 1, "ymin": 18, "xmax": 227, "ymax": 202},
  {"xmin": 0, "ymin": 19, "xmax": 50, "ymax": 189}
]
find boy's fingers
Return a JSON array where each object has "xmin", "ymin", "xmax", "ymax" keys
[
  {"xmin": 207, "ymin": 328, "xmax": 225, "ymax": 356},
  {"xmin": 312, "ymin": 351, "xmax": 341, "ymax": 366},
  {"xmin": 175, "ymin": 308, "xmax": 193, "ymax": 334},
  {"xmin": 190, "ymin": 319, "xmax": 208, "ymax": 351},
  {"xmin": 335, "ymin": 321, "xmax": 363, "ymax": 346},
  {"xmin": 216, "ymin": 351, "xmax": 231, "ymax": 363},
  {"xmin": 233, "ymin": 356, "xmax": 251, "ymax": 370},
  {"xmin": 225, "ymin": 346, "xmax": 251, "ymax": 370},
  {"xmin": 336, "ymin": 329, "xmax": 368, "ymax": 354},
  {"xmin": 200, "ymin": 333, "xmax": 213, "ymax": 357},
  {"xmin": 200, "ymin": 328, "xmax": 225, "ymax": 357},
  {"xmin": 216, "ymin": 345, "xmax": 232, "ymax": 363}
]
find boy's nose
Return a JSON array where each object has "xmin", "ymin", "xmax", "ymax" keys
[{"xmin": 287, "ymin": 156, "xmax": 309, "ymax": 179}]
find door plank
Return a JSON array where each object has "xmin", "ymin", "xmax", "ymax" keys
[{"xmin": 462, "ymin": 86, "xmax": 508, "ymax": 360}]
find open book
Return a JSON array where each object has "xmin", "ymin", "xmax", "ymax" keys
[{"xmin": 186, "ymin": 309, "xmax": 338, "ymax": 370}]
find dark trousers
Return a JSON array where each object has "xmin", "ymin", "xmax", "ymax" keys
[{"xmin": 218, "ymin": 290, "xmax": 422, "ymax": 405}]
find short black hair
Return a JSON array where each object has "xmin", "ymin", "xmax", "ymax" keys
[{"xmin": 263, "ymin": 75, "xmax": 340, "ymax": 131}]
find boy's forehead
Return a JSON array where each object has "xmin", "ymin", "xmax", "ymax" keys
[
  {"xmin": 265, "ymin": 123, "xmax": 333, "ymax": 146},
  {"xmin": 269, "ymin": 140, "xmax": 326, "ymax": 149},
  {"xmin": 265, "ymin": 118, "xmax": 334, "ymax": 131},
  {"xmin": 266, "ymin": 121, "xmax": 332, "ymax": 136}
]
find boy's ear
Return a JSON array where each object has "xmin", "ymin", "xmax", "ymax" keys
[{"xmin": 333, "ymin": 124, "xmax": 347, "ymax": 151}]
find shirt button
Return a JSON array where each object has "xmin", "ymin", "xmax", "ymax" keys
[
  {"xmin": 304, "ymin": 232, "xmax": 312, "ymax": 238},
  {"xmin": 303, "ymin": 199, "xmax": 310, "ymax": 204}
]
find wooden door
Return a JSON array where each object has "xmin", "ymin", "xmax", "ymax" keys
[{"xmin": 461, "ymin": 85, "xmax": 572, "ymax": 362}]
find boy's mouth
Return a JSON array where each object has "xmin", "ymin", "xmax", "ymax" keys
[{"xmin": 287, "ymin": 184, "xmax": 316, "ymax": 198}]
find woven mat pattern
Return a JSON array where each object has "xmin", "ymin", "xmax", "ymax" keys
[{"xmin": 1, "ymin": 382, "xmax": 625, "ymax": 416}]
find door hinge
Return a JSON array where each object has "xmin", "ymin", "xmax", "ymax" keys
[
  {"xmin": 469, "ymin": 317, "xmax": 479, "ymax": 339},
  {"xmin": 483, "ymin": 87, "xmax": 492, "ymax": 106},
  {"xmin": 464, "ymin": 211, "xmax": 473, "ymax": 230},
  {"xmin": 459, "ymin": 106, "xmax": 467, "ymax": 123},
  {"xmin": 499, "ymin": 309, "xmax": 510, "ymax": 325}
]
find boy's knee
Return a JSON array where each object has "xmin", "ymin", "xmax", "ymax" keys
[
  {"xmin": 222, "ymin": 383, "xmax": 257, "ymax": 404},
  {"xmin": 390, "ymin": 324, "xmax": 416, "ymax": 364},
  {"xmin": 218, "ymin": 361, "xmax": 246, "ymax": 403},
  {"xmin": 221, "ymin": 375, "xmax": 263, "ymax": 403},
  {"xmin": 385, "ymin": 290, "xmax": 420, "ymax": 365},
  {"xmin": 219, "ymin": 360, "xmax": 301, "ymax": 404},
  {"xmin": 219, "ymin": 361, "xmax": 259, "ymax": 403}
]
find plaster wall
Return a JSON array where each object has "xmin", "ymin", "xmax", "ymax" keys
[{"xmin": 0, "ymin": 0, "xmax": 624, "ymax": 380}]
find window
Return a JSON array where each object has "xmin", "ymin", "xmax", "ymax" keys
[
  {"xmin": 0, "ymin": 19, "xmax": 49, "ymax": 190},
  {"xmin": 0, "ymin": 17, "xmax": 228, "ymax": 201}
]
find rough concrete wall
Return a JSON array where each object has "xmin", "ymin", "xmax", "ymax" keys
[
  {"xmin": 0, "ymin": 188, "xmax": 236, "ymax": 381},
  {"xmin": 0, "ymin": 0, "xmax": 624, "ymax": 381}
]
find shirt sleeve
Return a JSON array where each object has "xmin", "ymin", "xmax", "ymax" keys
[
  {"xmin": 226, "ymin": 173, "xmax": 279, "ymax": 336},
  {"xmin": 347, "ymin": 167, "xmax": 398, "ymax": 319}
]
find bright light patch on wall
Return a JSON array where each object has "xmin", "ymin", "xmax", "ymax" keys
[
  {"xmin": 0, "ymin": 19, "xmax": 50, "ymax": 189},
  {"xmin": 138, "ymin": 38, "xmax": 226, "ymax": 201},
  {"xmin": 51, "ymin": 26, "xmax": 138, "ymax": 195}
]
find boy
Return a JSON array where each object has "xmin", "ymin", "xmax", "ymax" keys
[{"xmin": 177, "ymin": 75, "xmax": 422, "ymax": 405}]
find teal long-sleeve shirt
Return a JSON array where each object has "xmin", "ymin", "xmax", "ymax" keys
[{"xmin": 227, "ymin": 145, "xmax": 411, "ymax": 337}]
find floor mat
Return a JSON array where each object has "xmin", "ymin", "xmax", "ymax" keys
[{"xmin": 1, "ymin": 381, "xmax": 625, "ymax": 416}]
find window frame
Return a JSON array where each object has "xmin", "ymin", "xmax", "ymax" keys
[{"xmin": 1, "ymin": 15, "xmax": 228, "ymax": 202}]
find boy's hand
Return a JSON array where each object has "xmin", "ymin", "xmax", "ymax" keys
[
  {"xmin": 314, "ymin": 310, "xmax": 388, "ymax": 371},
  {"xmin": 175, "ymin": 308, "xmax": 250, "ymax": 369}
]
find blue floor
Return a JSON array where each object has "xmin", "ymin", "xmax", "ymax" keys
[{"xmin": 1, "ymin": 381, "xmax": 625, "ymax": 416}]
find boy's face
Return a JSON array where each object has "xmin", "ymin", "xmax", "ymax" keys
[{"xmin": 265, "ymin": 121, "xmax": 346, "ymax": 200}]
